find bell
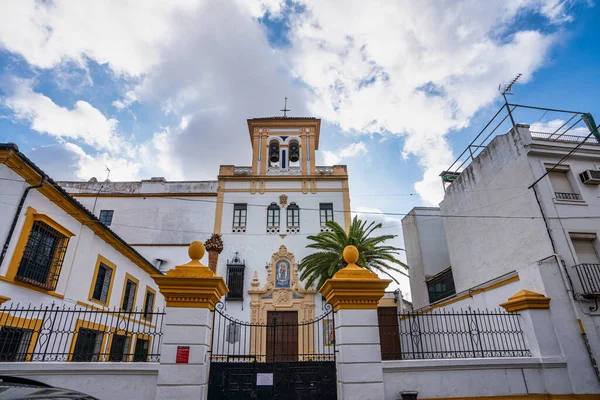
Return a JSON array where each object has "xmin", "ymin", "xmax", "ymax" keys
[
  {"xmin": 269, "ymin": 151, "xmax": 280, "ymax": 163},
  {"xmin": 289, "ymin": 151, "xmax": 299, "ymax": 163}
]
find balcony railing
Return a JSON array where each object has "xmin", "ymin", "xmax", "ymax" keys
[
  {"xmin": 573, "ymin": 263, "xmax": 600, "ymax": 297},
  {"xmin": 233, "ymin": 166, "xmax": 252, "ymax": 175},
  {"xmin": 531, "ymin": 131, "xmax": 600, "ymax": 146},
  {"xmin": 555, "ymin": 192, "xmax": 581, "ymax": 201}
]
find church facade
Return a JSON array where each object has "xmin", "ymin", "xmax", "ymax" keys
[{"xmin": 58, "ymin": 116, "xmax": 351, "ymax": 322}]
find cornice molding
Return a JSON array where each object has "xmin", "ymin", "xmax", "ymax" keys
[{"xmin": 500, "ymin": 289, "xmax": 551, "ymax": 312}]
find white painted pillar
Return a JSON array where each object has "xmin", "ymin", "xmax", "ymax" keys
[
  {"xmin": 335, "ymin": 309, "xmax": 385, "ymax": 400},
  {"xmin": 155, "ymin": 307, "xmax": 213, "ymax": 399},
  {"xmin": 152, "ymin": 241, "xmax": 228, "ymax": 400}
]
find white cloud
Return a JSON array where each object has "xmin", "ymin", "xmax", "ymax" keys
[
  {"xmin": 63, "ymin": 143, "xmax": 141, "ymax": 181},
  {"xmin": 321, "ymin": 142, "xmax": 368, "ymax": 165},
  {"xmin": 284, "ymin": 0, "xmax": 564, "ymax": 205},
  {"xmin": 2, "ymin": 78, "xmax": 121, "ymax": 151},
  {"xmin": 530, "ymin": 118, "xmax": 590, "ymax": 136}
]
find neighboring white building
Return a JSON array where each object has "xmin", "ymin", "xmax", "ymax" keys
[
  {"xmin": 401, "ymin": 123, "xmax": 600, "ymax": 395},
  {"xmin": 58, "ymin": 116, "xmax": 352, "ymax": 323}
]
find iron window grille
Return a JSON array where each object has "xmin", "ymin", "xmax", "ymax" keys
[
  {"xmin": 92, "ymin": 263, "xmax": 113, "ymax": 304},
  {"xmin": 15, "ymin": 220, "xmax": 69, "ymax": 291},
  {"xmin": 573, "ymin": 263, "xmax": 600, "ymax": 297},
  {"xmin": 0, "ymin": 303, "xmax": 164, "ymax": 362},
  {"xmin": 0, "ymin": 326, "xmax": 33, "ymax": 362},
  {"xmin": 555, "ymin": 192, "xmax": 581, "ymax": 201},
  {"xmin": 122, "ymin": 279, "xmax": 137, "ymax": 311},
  {"xmin": 233, "ymin": 204, "xmax": 247, "ymax": 228},
  {"xmin": 426, "ymin": 268, "xmax": 456, "ymax": 303},
  {"xmin": 319, "ymin": 203, "xmax": 334, "ymax": 226},
  {"xmin": 143, "ymin": 291, "xmax": 155, "ymax": 319},
  {"xmin": 226, "ymin": 252, "xmax": 245, "ymax": 301},
  {"xmin": 99, "ymin": 210, "xmax": 114, "ymax": 226},
  {"xmin": 267, "ymin": 203, "xmax": 280, "ymax": 227},
  {"xmin": 287, "ymin": 203, "xmax": 300, "ymax": 227}
]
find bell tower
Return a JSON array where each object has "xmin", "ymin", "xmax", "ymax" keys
[{"xmin": 247, "ymin": 117, "xmax": 321, "ymax": 176}]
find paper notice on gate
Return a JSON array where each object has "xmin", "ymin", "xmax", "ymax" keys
[{"xmin": 256, "ymin": 373, "xmax": 274, "ymax": 386}]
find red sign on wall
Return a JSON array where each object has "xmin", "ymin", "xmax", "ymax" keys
[{"xmin": 176, "ymin": 346, "xmax": 190, "ymax": 363}]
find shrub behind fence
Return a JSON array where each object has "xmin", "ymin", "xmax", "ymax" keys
[{"xmin": 0, "ymin": 303, "xmax": 165, "ymax": 362}]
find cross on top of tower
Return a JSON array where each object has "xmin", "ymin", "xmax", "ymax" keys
[{"xmin": 280, "ymin": 97, "xmax": 290, "ymax": 117}]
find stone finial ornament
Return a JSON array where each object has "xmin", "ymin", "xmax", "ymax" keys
[{"xmin": 319, "ymin": 245, "xmax": 391, "ymax": 311}]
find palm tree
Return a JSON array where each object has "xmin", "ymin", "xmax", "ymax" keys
[{"xmin": 299, "ymin": 216, "xmax": 408, "ymax": 290}]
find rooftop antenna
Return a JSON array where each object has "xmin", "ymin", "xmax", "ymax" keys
[
  {"xmin": 280, "ymin": 97, "xmax": 290, "ymax": 118},
  {"xmin": 92, "ymin": 165, "xmax": 111, "ymax": 214},
  {"xmin": 498, "ymin": 73, "xmax": 521, "ymax": 128}
]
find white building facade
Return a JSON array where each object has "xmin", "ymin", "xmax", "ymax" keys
[{"xmin": 401, "ymin": 124, "xmax": 600, "ymax": 396}]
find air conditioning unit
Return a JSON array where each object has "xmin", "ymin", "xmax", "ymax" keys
[{"xmin": 580, "ymin": 170, "xmax": 600, "ymax": 185}]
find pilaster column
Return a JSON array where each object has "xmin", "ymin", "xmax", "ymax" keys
[
  {"xmin": 153, "ymin": 241, "xmax": 228, "ymax": 400},
  {"xmin": 320, "ymin": 246, "xmax": 392, "ymax": 400},
  {"xmin": 500, "ymin": 289, "xmax": 559, "ymax": 357}
]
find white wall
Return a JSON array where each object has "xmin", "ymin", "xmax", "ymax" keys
[
  {"xmin": 401, "ymin": 207, "xmax": 451, "ymax": 309},
  {"xmin": 0, "ymin": 363, "xmax": 158, "ymax": 400}
]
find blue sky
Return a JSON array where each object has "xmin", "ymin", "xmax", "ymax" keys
[{"xmin": 0, "ymin": 1, "xmax": 599, "ymax": 293}]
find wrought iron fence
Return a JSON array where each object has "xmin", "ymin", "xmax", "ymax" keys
[
  {"xmin": 573, "ymin": 263, "xmax": 600, "ymax": 297},
  {"xmin": 211, "ymin": 302, "xmax": 335, "ymax": 363},
  {"xmin": 0, "ymin": 303, "xmax": 165, "ymax": 362},
  {"xmin": 379, "ymin": 308, "xmax": 530, "ymax": 360}
]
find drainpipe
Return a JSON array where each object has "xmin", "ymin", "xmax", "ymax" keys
[{"xmin": 0, "ymin": 176, "xmax": 47, "ymax": 268}]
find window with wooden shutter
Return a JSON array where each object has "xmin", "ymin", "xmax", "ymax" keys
[{"xmin": 120, "ymin": 274, "xmax": 139, "ymax": 312}]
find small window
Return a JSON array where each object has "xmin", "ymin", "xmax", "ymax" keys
[
  {"xmin": 233, "ymin": 204, "xmax": 247, "ymax": 228},
  {"xmin": 0, "ymin": 326, "xmax": 33, "ymax": 362},
  {"xmin": 72, "ymin": 328, "xmax": 104, "ymax": 362},
  {"xmin": 226, "ymin": 253, "xmax": 245, "ymax": 301},
  {"xmin": 427, "ymin": 268, "xmax": 456, "ymax": 303},
  {"xmin": 142, "ymin": 288, "xmax": 156, "ymax": 319},
  {"xmin": 121, "ymin": 275, "xmax": 138, "ymax": 312},
  {"xmin": 99, "ymin": 210, "xmax": 114, "ymax": 226},
  {"xmin": 90, "ymin": 259, "xmax": 115, "ymax": 305},
  {"xmin": 546, "ymin": 166, "xmax": 580, "ymax": 200},
  {"xmin": 287, "ymin": 203, "xmax": 300, "ymax": 227},
  {"xmin": 108, "ymin": 334, "xmax": 131, "ymax": 362},
  {"xmin": 320, "ymin": 203, "xmax": 334, "ymax": 226},
  {"xmin": 16, "ymin": 220, "xmax": 69, "ymax": 291},
  {"xmin": 133, "ymin": 337, "xmax": 150, "ymax": 362},
  {"xmin": 267, "ymin": 203, "xmax": 280, "ymax": 227},
  {"xmin": 572, "ymin": 237, "xmax": 600, "ymax": 265}
]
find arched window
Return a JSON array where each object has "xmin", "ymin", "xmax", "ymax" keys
[
  {"xmin": 267, "ymin": 203, "xmax": 280, "ymax": 227},
  {"xmin": 288, "ymin": 140, "xmax": 300, "ymax": 167},
  {"xmin": 269, "ymin": 140, "xmax": 280, "ymax": 166},
  {"xmin": 287, "ymin": 203, "xmax": 300, "ymax": 228}
]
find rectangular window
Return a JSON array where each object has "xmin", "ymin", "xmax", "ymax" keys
[
  {"xmin": 426, "ymin": 268, "xmax": 456, "ymax": 303},
  {"xmin": 72, "ymin": 328, "xmax": 104, "ymax": 362},
  {"xmin": 226, "ymin": 265, "xmax": 245, "ymax": 301},
  {"xmin": 99, "ymin": 210, "xmax": 114, "ymax": 226},
  {"xmin": 287, "ymin": 204, "xmax": 300, "ymax": 227},
  {"xmin": 143, "ymin": 288, "xmax": 156, "ymax": 319},
  {"xmin": 232, "ymin": 204, "xmax": 247, "ymax": 228},
  {"xmin": 0, "ymin": 326, "xmax": 33, "ymax": 362},
  {"xmin": 319, "ymin": 203, "xmax": 334, "ymax": 225},
  {"xmin": 267, "ymin": 204, "xmax": 280, "ymax": 227},
  {"xmin": 108, "ymin": 334, "xmax": 131, "ymax": 362},
  {"xmin": 91, "ymin": 262, "xmax": 114, "ymax": 305},
  {"xmin": 572, "ymin": 238, "xmax": 600, "ymax": 264},
  {"xmin": 133, "ymin": 337, "xmax": 150, "ymax": 362},
  {"xmin": 546, "ymin": 166, "xmax": 580, "ymax": 200},
  {"xmin": 121, "ymin": 275, "xmax": 138, "ymax": 312},
  {"xmin": 16, "ymin": 220, "xmax": 69, "ymax": 291}
]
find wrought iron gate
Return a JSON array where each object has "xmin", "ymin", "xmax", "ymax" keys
[{"xmin": 208, "ymin": 302, "xmax": 337, "ymax": 399}]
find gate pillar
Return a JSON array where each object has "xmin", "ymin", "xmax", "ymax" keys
[
  {"xmin": 152, "ymin": 241, "xmax": 228, "ymax": 400},
  {"xmin": 320, "ymin": 246, "xmax": 392, "ymax": 400}
]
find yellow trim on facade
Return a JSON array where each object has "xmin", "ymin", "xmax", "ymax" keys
[
  {"xmin": 133, "ymin": 333, "xmax": 154, "ymax": 362},
  {"xmin": 378, "ymin": 297, "xmax": 397, "ymax": 307},
  {"xmin": 420, "ymin": 275, "xmax": 520, "ymax": 313},
  {"xmin": 106, "ymin": 328, "xmax": 134, "ymax": 362},
  {"xmin": 0, "ymin": 295, "xmax": 11, "ymax": 305},
  {"xmin": 69, "ymin": 192, "xmax": 216, "ymax": 198},
  {"xmin": 142, "ymin": 285, "xmax": 157, "ymax": 321},
  {"xmin": 87, "ymin": 255, "xmax": 117, "ymax": 307},
  {"xmin": 301, "ymin": 133, "xmax": 307, "ymax": 175},
  {"xmin": 421, "ymin": 395, "xmax": 600, "ymax": 400},
  {"xmin": 309, "ymin": 131, "xmax": 316, "ymax": 174},
  {"xmin": 221, "ymin": 187, "xmax": 345, "ymax": 193},
  {"xmin": 500, "ymin": 290, "xmax": 551, "ymax": 312},
  {"xmin": 214, "ymin": 182, "xmax": 224, "ymax": 234},
  {"xmin": 68, "ymin": 319, "xmax": 109, "ymax": 362},
  {"xmin": 3, "ymin": 206, "xmax": 73, "ymax": 296},
  {"xmin": 129, "ymin": 243, "xmax": 191, "ymax": 247},
  {"xmin": 342, "ymin": 179, "xmax": 351, "ymax": 230},
  {"xmin": 0, "ymin": 149, "xmax": 160, "ymax": 277},
  {"xmin": 0, "ymin": 311, "xmax": 43, "ymax": 361},
  {"xmin": 119, "ymin": 273, "xmax": 140, "ymax": 312}
]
